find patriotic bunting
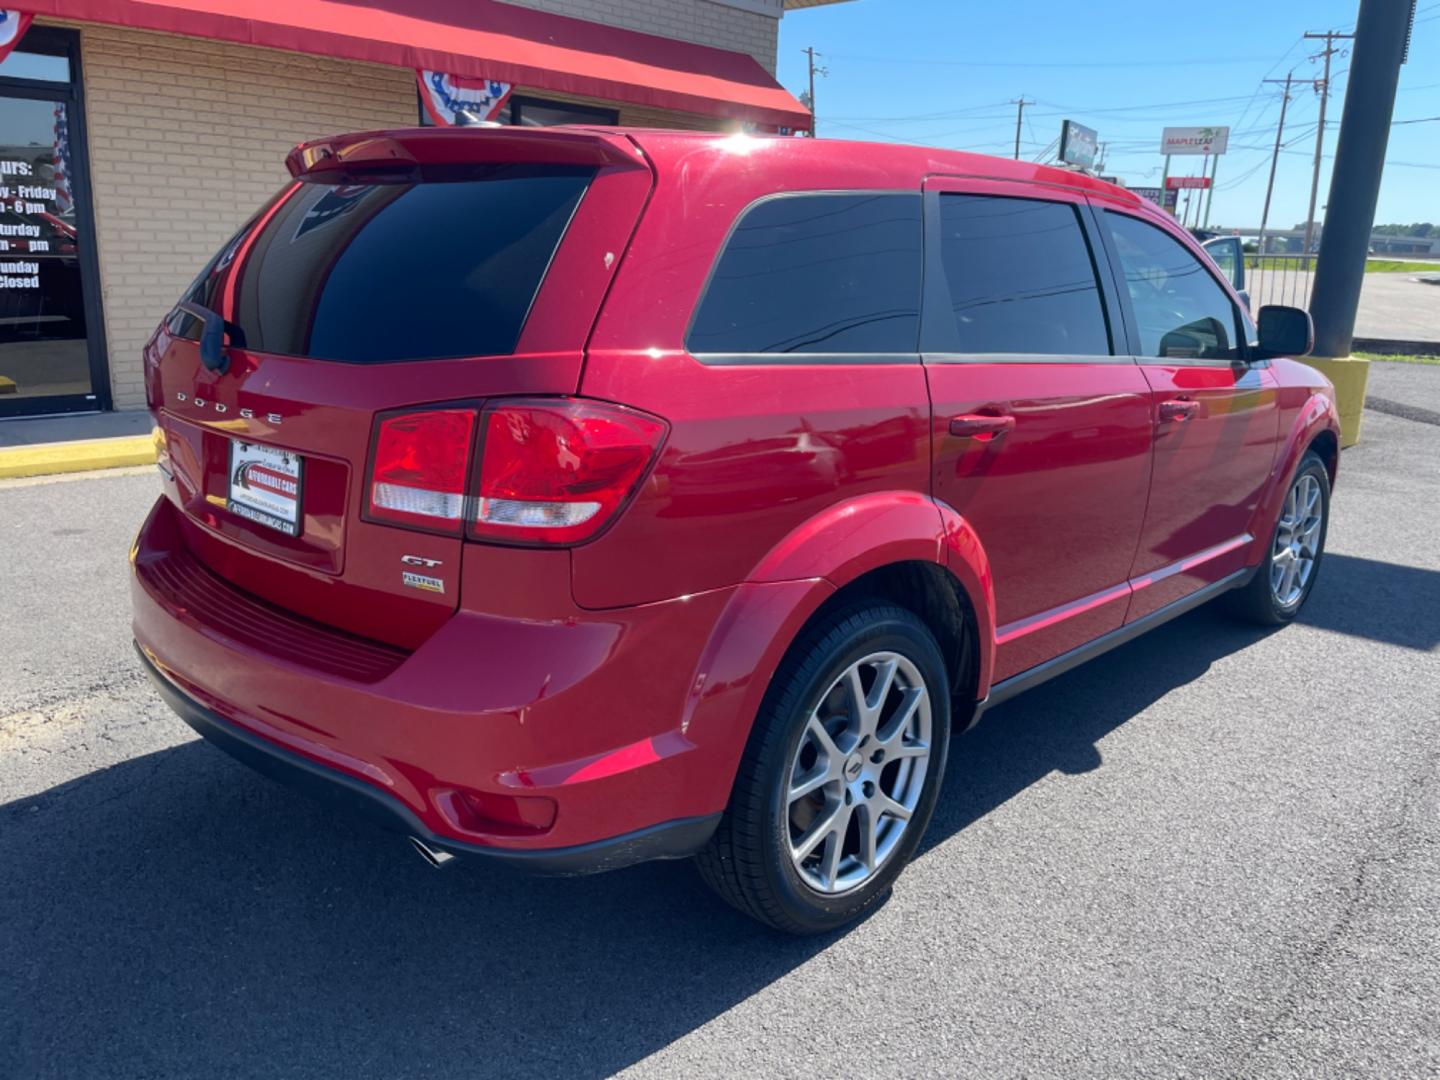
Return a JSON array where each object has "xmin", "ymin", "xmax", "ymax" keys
[
  {"xmin": 0, "ymin": 10, "xmax": 31, "ymax": 63},
  {"xmin": 417, "ymin": 70, "xmax": 513, "ymax": 127}
]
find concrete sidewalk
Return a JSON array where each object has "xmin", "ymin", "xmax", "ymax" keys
[{"xmin": 0, "ymin": 410, "xmax": 155, "ymax": 479}]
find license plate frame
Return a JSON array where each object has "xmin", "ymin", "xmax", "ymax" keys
[{"xmin": 227, "ymin": 439, "xmax": 304, "ymax": 537}]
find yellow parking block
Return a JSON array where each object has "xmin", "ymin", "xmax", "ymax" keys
[{"xmin": 0, "ymin": 434, "xmax": 157, "ymax": 479}]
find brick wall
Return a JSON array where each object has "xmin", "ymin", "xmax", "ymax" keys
[
  {"xmin": 497, "ymin": 0, "xmax": 780, "ymax": 74},
  {"xmin": 72, "ymin": 23, "xmax": 416, "ymax": 409}
]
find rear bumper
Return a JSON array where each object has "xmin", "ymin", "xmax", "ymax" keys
[
  {"xmin": 137, "ymin": 644, "xmax": 718, "ymax": 873},
  {"xmin": 131, "ymin": 495, "xmax": 814, "ymax": 869}
]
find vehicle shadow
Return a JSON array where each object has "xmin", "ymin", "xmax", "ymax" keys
[
  {"xmin": 921, "ymin": 603, "xmax": 1275, "ymax": 854},
  {"xmin": 20, "ymin": 570, "xmax": 1416, "ymax": 1079},
  {"xmin": 1294, "ymin": 552, "xmax": 1440, "ymax": 651}
]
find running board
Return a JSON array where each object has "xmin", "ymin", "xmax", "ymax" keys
[{"xmin": 978, "ymin": 566, "xmax": 1255, "ymax": 717}]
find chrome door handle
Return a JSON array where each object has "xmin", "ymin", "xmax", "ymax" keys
[
  {"xmin": 1158, "ymin": 399, "xmax": 1200, "ymax": 423},
  {"xmin": 949, "ymin": 414, "xmax": 1015, "ymax": 438}
]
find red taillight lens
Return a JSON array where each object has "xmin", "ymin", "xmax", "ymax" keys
[
  {"xmin": 366, "ymin": 408, "xmax": 476, "ymax": 534},
  {"xmin": 470, "ymin": 398, "xmax": 666, "ymax": 545}
]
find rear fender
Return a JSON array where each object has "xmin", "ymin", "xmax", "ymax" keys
[
  {"xmin": 678, "ymin": 493, "xmax": 998, "ymax": 813},
  {"xmin": 751, "ymin": 490, "xmax": 996, "ymax": 696}
]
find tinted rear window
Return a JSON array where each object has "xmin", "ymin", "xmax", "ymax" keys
[
  {"xmin": 687, "ymin": 193, "xmax": 922, "ymax": 355},
  {"xmin": 173, "ymin": 165, "xmax": 592, "ymax": 363},
  {"xmin": 938, "ymin": 194, "xmax": 1111, "ymax": 356}
]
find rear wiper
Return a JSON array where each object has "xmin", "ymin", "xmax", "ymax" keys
[{"xmin": 175, "ymin": 301, "xmax": 245, "ymax": 374}]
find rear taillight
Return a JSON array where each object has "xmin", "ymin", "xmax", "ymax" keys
[
  {"xmin": 470, "ymin": 399, "xmax": 666, "ymax": 545},
  {"xmin": 363, "ymin": 398, "xmax": 665, "ymax": 545},
  {"xmin": 366, "ymin": 408, "xmax": 476, "ymax": 535}
]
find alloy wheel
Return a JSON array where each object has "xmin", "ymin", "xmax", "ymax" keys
[
  {"xmin": 785, "ymin": 651, "xmax": 932, "ymax": 894},
  {"xmin": 1270, "ymin": 472, "xmax": 1323, "ymax": 607}
]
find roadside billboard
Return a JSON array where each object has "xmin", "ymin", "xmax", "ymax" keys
[
  {"xmin": 1165, "ymin": 175, "xmax": 1212, "ymax": 190},
  {"xmin": 1160, "ymin": 126, "xmax": 1229, "ymax": 155},
  {"xmin": 1059, "ymin": 120, "xmax": 1098, "ymax": 168},
  {"xmin": 1131, "ymin": 186, "xmax": 1179, "ymax": 212}
]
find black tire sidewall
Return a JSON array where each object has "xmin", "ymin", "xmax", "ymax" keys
[{"xmin": 757, "ymin": 609, "xmax": 951, "ymax": 932}]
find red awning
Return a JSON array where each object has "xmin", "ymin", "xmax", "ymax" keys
[{"xmin": 30, "ymin": 0, "xmax": 812, "ymax": 130}]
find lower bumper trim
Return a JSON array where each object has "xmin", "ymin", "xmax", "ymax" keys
[{"xmin": 136, "ymin": 643, "xmax": 720, "ymax": 875}]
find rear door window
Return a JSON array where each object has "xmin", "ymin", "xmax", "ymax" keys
[
  {"xmin": 937, "ymin": 193, "xmax": 1112, "ymax": 356},
  {"xmin": 687, "ymin": 192, "xmax": 922, "ymax": 356},
  {"xmin": 174, "ymin": 164, "xmax": 593, "ymax": 362}
]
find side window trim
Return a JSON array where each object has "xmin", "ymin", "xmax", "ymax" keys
[
  {"xmin": 685, "ymin": 188, "xmax": 925, "ymax": 364},
  {"xmin": 1096, "ymin": 206, "xmax": 1251, "ymax": 365},
  {"xmin": 1079, "ymin": 199, "xmax": 1140, "ymax": 357},
  {"xmin": 919, "ymin": 185, "xmax": 1121, "ymax": 363}
]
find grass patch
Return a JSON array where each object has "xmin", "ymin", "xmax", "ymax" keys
[
  {"xmin": 1363, "ymin": 259, "xmax": 1439, "ymax": 273},
  {"xmin": 1354, "ymin": 350, "xmax": 1440, "ymax": 366},
  {"xmin": 1241, "ymin": 257, "xmax": 1437, "ymax": 273}
]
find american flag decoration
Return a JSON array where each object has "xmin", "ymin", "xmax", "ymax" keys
[
  {"xmin": 0, "ymin": 10, "xmax": 32, "ymax": 63},
  {"xmin": 417, "ymin": 70, "xmax": 512, "ymax": 126},
  {"xmin": 51, "ymin": 101, "xmax": 72, "ymax": 213}
]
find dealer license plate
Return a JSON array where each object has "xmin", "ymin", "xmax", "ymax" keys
[{"xmin": 227, "ymin": 439, "xmax": 303, "ymax": 536}]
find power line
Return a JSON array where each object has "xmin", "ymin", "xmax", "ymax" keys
[{"xmin": 821, "ymin": 52, "xmax": 1283, "ymax": 69}]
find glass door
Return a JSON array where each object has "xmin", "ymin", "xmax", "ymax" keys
[{"xmin": 0, "ymin": 28, "xmax": 107, "ymax": 416}]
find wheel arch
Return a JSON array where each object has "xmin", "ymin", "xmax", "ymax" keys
[
  {"xmin": 677, "ymin": 492, "xmax": 997, "ymax": 816},
  {"xmin": 1245, "ymin": 391, "xmax": 1341, "ymax": 567}
]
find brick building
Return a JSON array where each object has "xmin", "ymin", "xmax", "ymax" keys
[{"xmin": 0, "ymin": 0, "xmax": 845, "ymax": 418}]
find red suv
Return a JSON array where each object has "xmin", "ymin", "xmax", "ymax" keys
[{"xmin": 132, "ymin": 127, "xmax": 1339, "ymax": 933}]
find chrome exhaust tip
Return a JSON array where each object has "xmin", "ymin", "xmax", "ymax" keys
[{"xmin": 408, "ymin": 835, "xmax": 457, "ymax": 869}]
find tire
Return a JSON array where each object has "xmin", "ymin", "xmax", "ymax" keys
[
  {"xmin": 1227, "ymin": 449, "xmax": 1330, "ymax": 626},
  {"xmin": 696, "ymin": 603, "xmax": 952, "ymax": 934}
]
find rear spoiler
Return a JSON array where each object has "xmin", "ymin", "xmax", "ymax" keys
[{"xmin": 286, "ymin": 127, "xmax": 646, "ymax": 178}]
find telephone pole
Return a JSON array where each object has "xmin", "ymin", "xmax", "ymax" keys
[
  {"xmin": 1302, "ymin": 30, "xmax": 1353, "ymax": 258},
  {"xmin": 1256, "ymin": 73, "xmax": 1296, "ymax": 255},
  {"xmin": 1011, "ymin": 97, "xmax": 1033, "ymax": 160},
  {"xmin": 803, "ymin": 47, "xmax": 827, "ymax": 137}
]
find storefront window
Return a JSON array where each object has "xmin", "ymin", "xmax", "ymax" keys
[
  {"xmin": 0, "ymin": 49, "xmax": 71, "ymax": 83},
  {"xmin": 418, "ymin": 90, "xmax": 618, "ymax": 128},
  {"xmin": 503, "ymin": 96, "xmax": 618, "ymax": 127},
  {"xmin": 0, "ymin": 28, "xmax": 104, "ymax": 415}
]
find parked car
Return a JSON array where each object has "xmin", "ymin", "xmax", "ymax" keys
[{"xmin": 132, "ymin": 127, "xmax": 1339, "ymax": 934}]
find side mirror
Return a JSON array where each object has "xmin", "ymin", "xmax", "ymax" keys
[{"xmin": 1255, "ymin": 305, "xmax": 1313, "ymax": 359}]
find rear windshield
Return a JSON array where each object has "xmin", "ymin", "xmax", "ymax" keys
[{"xmin": 170, "ymin": 164, "xmax": 593, "ymax": 363}]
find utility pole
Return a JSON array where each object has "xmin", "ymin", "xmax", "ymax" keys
[
  {"xmin": 1256, "ymin": 73, "xmax": 1295, "ymax": 255},
  {"xmin": 803, "ymin": 47, "xmax": 827, "ymax": 137},
  {"xmin": 1010, "ymin": 97, "xmax": 1033, "ymax": 160},
  {"xmin": 1311, "ymin": 0, "xmax": 1416, "ymax": 358},
  {"xmin": 1302, "ymin": 29, "xmax": 1353, "ymax": 258}
]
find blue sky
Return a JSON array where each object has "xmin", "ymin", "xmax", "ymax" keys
[{"xmin": 777, "ymin": 0, "xmax": 1440, "ymax": 229}]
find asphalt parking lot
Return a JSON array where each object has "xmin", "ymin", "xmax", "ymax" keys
[{"xmin": 2, "ymin": 363, "xmax": 1437, "ymax": 1079}]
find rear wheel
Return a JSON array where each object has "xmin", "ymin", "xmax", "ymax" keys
[
  {"xmin": 1227, "ymin": 450, "xmax": 1330, "ymax": 625},
  {"xmin": 696, "ymin": 603, "xmax": 951, "ymax": 934}
]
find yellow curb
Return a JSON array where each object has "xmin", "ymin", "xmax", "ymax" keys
[{"xmin": 0, "ymin": 434, "xmax": 157, "ymax": 479}]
